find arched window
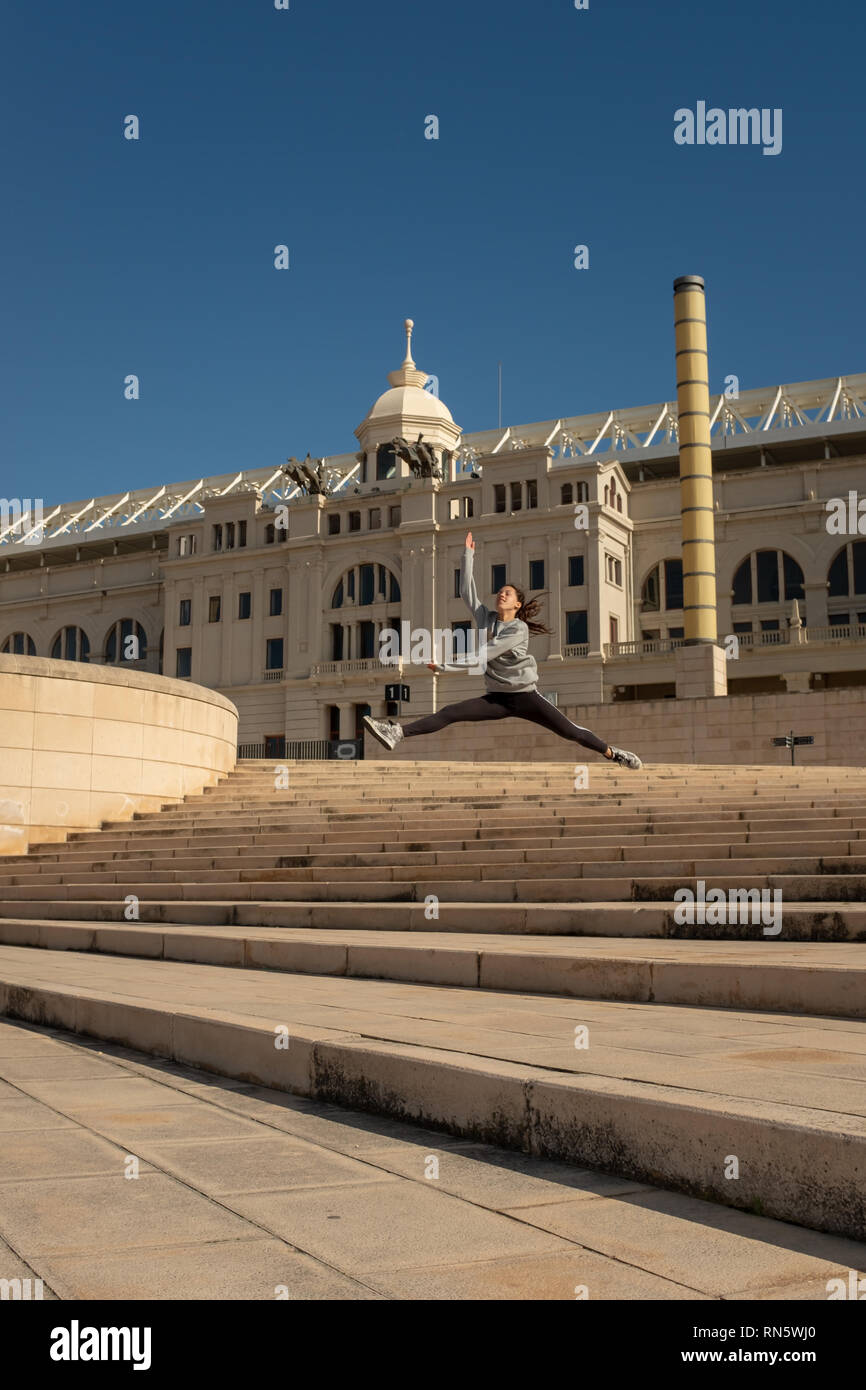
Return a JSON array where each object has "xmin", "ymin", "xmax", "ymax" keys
[
  {"xmin": 104, "ymin": 619, "xmax": 148, "ymax": 664},
  {"xmin": 641, "ymin": 560, "xmax": 683, "ymax": 612},
  {"xmin": 828, "ymin": 541, "xmax": 866, "ymax": 599},
  {"xmin": 731, "ymin": 550, "xmax": 805, "ymax": 607},
  {"xmin": 331, "ymin": 563, "xmax": 400, "ymax": 609},
  {"xmin": 1, "ymin": 632, "xmax": 36, "ymax": 655},
  {"xmin": 50, "ymin": 627, "xmax": 90, "ymax": 663},
  {"xmin": 826, "ymin": 541, "xmax": 866, "ymax": 627}
]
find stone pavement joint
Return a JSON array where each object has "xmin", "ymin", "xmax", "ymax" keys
[{"xmin": 0, "ymin": 1018, "xmax": 864, "ymax": 1301}]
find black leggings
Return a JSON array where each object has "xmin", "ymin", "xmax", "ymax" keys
[{"xmin": 401, "ymin": 690, "xmax": 610, "ymax": 755}]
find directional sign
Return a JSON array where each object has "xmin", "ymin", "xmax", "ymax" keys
[{"xmin": 771, "ymin": 731, "xmax": 814, "ymax": 764}]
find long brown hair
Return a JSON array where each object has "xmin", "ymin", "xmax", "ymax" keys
[{"xmin": 510, "ymin": 584, "xmax": 553, "ymax": 636}]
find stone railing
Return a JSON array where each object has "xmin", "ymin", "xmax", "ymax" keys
[
  {"xmin": 311, "ymin": 658, "xmax": 385, "ymax": 676},
  {"xmin": 603, "ymin": 624, "xmax": 866, "ymax": 659},
  {"xmin": 605, "ymin": 637, "xmax": 686, "ymax": 658}
]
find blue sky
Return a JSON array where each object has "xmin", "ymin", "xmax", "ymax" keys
[{"xmin": 2, "ymin": 0, "xmax": 863, "ymax": 506}]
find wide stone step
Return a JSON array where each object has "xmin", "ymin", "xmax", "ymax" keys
[
  {"xmin": 1, "ymin": 944, "xmax": 864, "ymax": 1241},
  {"xmin": 2, "ymin": 918, "xmax": 864, "ymax": 1018},
  {"xmin": 2, "ymin": 872, "xmax": 866, "ymax": 903},
  {"xmin": 4, "ymin": 852, "xmax": 866, "ymax": 883},
  {"xmin": 0, "ymin": 899, "xmax": 863, "ymax": 938}
]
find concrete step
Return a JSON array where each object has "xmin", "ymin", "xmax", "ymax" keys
[
  {"xmin": 1, "ymin": 944, "xmax": 864, "ymax": 1241},
  {"xmin": 2, "ymin": 918, "xmax": 864, "ymax": 1018},
  {"xmin": 4, "ymin": 852, "xmax": 866, "ymax": 884},
  {"xmin": 2, "ymin": 872, "xmax": 866, "ymax": 904},
  {"xmin": 0, "ymin": 898, "xmax": 863, "ymax": 939}
]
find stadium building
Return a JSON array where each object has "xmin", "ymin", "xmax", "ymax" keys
[{"xmin": 2, "ymin": 318, "xmax": 865, "ymax": 756}]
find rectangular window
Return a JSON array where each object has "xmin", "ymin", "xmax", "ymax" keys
[
  {"xmin": 238, "ymin": 520, "xmax": 247, "ymax": 547},
  {"xmin": 566, "ymin": 611, "xmax": 588, "ymax": 645},
  {"xmin": 327, "ymin": 705, "xmax": 340, "ymax": 740},
  {"xmin": 176, "ymin": 647, "xmax": 192, "ymax": 678},
  {"xmin": 492, "ymin": 564, "xmax": 506, "ymax": 593},
  {"xmin": 266, "ymin": 637, "xmax": 284, "ymax": 670},
  {"xmin": 732, "ymin": 622, "xmax": 753, "ymax": 633},
  {"xmin": 378, "ymin": 565, "xmax": 387, "ymax": 597},
  {"xmin": 359, "ymin": 620, "xmax": 376, "ymax": 659},
  {"xmin": 347, "ymin": 570, "xmax": 355, "ymax": 600},
  {"xmin": 668, "ymin": 626, "xmax": 684, "ymax": 639},
  {"xmin": 756, "ymin": 550, "xmax": 780, "ymax": 604},
  {"xmin": 208, "ymin": 596, "xmax": 221, "ymax": 623},
  {"xmin": 212, "ymin": 524, "xmax": 222, "ymax": 551},
  {"xmin": 389, "ymin": 573, "xmax": 401, "ymax": 602},
  {"xmin": 529, "ymin": 559, "xmax": 545, "ymax": 590},
  {"xmin": 238, "ymin": 592, "xmax": 251, "ymax": 620},
  {"xmin": 225, "ymin": 522, "xmax": 235, "ymax": 550},
  {"xmin": 510, "ymin": 481, "xmax": 522, "ymax": 512},
  {"xmin": 178, "ymin": 599, "xmax": 191, "ymax": 626},
  {"xmin": 568, "ymin": 555, "xmax": 584, "ymax": 587},
  {"xmin": 664, "ymin": 558, "xmax": 684, "ymax": 609},
  {"xmin": 829, "ymin": 613, "xmax": 849, "ymax": 626},
  {"xmin": 348, "ymin": 511, "xmax": 361, "ymax": 532},
  {"xmin": 369, "ymin": 508, "xmax": 381, "ymax": 530},
  {"xmin": 328, "ymin": 514, "xmax": 340, "ymax": 535},
  {"xmin": 454, "ymin": 568, "xmax": 461, "ymax": 598},
  {"xmin": 269, "ymin": 588, "xmax": 283, "ymax": 616},
  {"xmin": 359, "ymin": 564, "xmax": 375, "ymax": 606},
  {"xmin": 389, "ymin": 506, "xmax": 401, "ymax": 527},
  {"xmin": 526, "ymin": 480, "xmax": 538, "ymax": 509},
  {"xmin": 494, "ymin": 484, "xmax": 506, "ymax": 514},
  {"xmin": 760, "ymin": 619, "xmax": 780, "ymax": 631},
  {"xmin": 451, "ymin": 620, "xmax": 472, "ymax": 655},
  {"xmin": 331, "ymin": 624, "xmax": 344, "ymax": 660}
]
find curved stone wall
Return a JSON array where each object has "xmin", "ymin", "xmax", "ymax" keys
[{"xmin": 0, "ymin": 655, "xmax": 238, "ymax": 855}]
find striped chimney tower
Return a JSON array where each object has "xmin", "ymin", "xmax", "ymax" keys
[{"xmin": 673, "ymin": 275, "xmax": 718, "ymax": 644}]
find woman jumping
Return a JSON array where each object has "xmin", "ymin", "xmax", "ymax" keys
[{"xmin": 364, "ymin": 532, "xmax": 642, "ymax": 768}]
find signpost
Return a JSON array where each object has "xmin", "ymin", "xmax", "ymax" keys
[{"xmin": 771, "ymin": 731, "xmax": 814, "ymax": 766}]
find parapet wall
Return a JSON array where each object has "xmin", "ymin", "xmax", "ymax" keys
[
  {"xmin": 365, "ymin": 686, "xmax": 866, "ymax": 767},
  {"xmin": 0, "ymin": 656, "xmax": 238, "ymax": 855}
]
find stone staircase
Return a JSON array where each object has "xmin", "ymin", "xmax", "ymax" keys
[{"xmin": 1, "ymin": 759, "xmax": 865, "ymax": 1242}]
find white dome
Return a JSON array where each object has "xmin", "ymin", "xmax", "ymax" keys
[{"xmin": 367, "ymin": 384, "xmax": 454, "ymax": 424}]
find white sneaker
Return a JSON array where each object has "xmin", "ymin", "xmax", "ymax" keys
[
  {"xmin": 363, "ymin": 716, "xmax": 404, "ymax": 751},
  {"xmin": 608, "ymin": 745, "xmax": 642, "ymax": 770}
]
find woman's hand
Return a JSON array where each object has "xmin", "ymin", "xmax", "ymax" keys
[{"xmin": 465, "ymin": 531, "xmax": 474, "ymax": 549}]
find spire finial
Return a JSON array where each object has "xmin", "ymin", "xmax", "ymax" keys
[{"xmin": 387, "ymin": 317, "xmax": 427, "ymax": 389}]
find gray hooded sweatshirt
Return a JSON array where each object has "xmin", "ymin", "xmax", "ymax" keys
[{"xmin": 440, "ymin": 546, "xmax": 538, "ymax": 693}]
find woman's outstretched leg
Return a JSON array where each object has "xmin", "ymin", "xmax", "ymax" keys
[
  {"xmin": 363, "ymin": 695, "xmax": 509, "ymax": 751},
  {"xmin": 509, "ymin": 692, "xmax": 642, "ymax": 767}
]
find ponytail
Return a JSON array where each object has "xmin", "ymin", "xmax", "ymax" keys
[{"xmin": 514, "ymin": 587, "xmax": 553, "ymax": 636}]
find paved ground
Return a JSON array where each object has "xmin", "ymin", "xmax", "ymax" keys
[{"xmin": 1, "ymin": 1016, "xmax": 865, "ymax": 1301}]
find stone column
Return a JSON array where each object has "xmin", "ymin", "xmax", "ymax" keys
[
  {"xmin": 674, "ymin": 275, "xmax": 718, "ymax": 644},
  {"xmin": 673, "ymin": 275, "xmax": 726, "ymax": 699}
]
